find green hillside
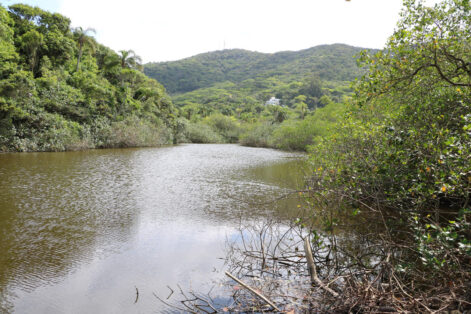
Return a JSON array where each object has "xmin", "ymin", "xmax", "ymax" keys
[
  {"xmin": 142, "ymin": 45, "xmax": 373, "ymax": 150},
  {"xmin": 145, "ymin": 44, "xmax": 366, "ymax": 94},
  {"xmin": 144, "ymin": 44, "xmax": 370, "ymax": 112}
]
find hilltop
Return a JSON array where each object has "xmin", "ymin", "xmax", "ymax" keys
[
  {"xmin": 145, "ymin": 44, "xmax": 367, "ymax": 94},
  {"xmin": 144, "ymin": 44, "xmax": 371, "ymax": 111}
]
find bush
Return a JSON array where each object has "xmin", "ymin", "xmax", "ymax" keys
[
  {"xmin": 204, "ymin": 113, "xmax": 241, "ymax": 143},
  {"xmin": 239, "ymin": 122, "xmax": 277, "ymax": 148},
  {"xmin": 104, "ymin": 116, "xmax": 173, "ymax": 148},
  {"xmin": 239, "ymin": 102, "xmax": 345, "ymax": 151},
  {"xmin": 184, "ymin": 121, "xmax": 223, "ymax": 143}
]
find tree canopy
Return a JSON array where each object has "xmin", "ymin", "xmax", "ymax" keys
[{"xmin": 0, "ymin": 4, "xmax": 177, "ymax": 152}]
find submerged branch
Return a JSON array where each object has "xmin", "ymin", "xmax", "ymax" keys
[{"xmin": 224, "ymin": 271, "xmax": 281, "ymax": 312}]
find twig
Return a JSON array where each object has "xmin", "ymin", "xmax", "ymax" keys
[
  {"xmin": 134, "ymin": 286, "xmax": 139, "ymax": 304},
  {"xmin": 153, "ymin": 292, "xmax": 194, "ymax": 313},
  {"xmin": 166, "ymin": 285, "xmax": 174, "ymax": 299},
  {"xmin": 225, "ymin": 271, "xmax": 281, "ymax": 312}
]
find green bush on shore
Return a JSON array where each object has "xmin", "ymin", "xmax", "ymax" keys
[
  {"xmin": 239, "ymin": 122, "xmax": 276, "ymax": 148},
  {"xmin": 238, "ymin": 101, "xmax": 345, "ymax": 151},
  {"xmin": 181, "ymin": 120, "xmax": 223, "ymax": 144}
]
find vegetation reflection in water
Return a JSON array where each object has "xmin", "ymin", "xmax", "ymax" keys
[{"xmin": 0, "ymin": 144, "xmax": 304, "ymax": 313}]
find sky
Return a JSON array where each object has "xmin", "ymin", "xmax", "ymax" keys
[{"xmin": 1, "ymin": 0, "xmax": 410, "ymax": 63}]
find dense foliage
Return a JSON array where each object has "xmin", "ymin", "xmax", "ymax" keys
[
  {"xmin": 239, "ymin": 100, "xmax": 345, "ymax": 150},
  {"xmin": 306, "ymin": 0, "xmax": 471, "ymax": 310},
  {"xmin": 145, "ymin": 45, "xmax": 364, "ymax": 94},
  {"xmin": 0, "ymin": 4, "xmax": 177, "ymax": 152},
  {"xmin": 144, "ymin": 45, "xmax": 365, "ymax": 150},
  {"xmin": 145, "ymin": 44, "xmax": 366, "ymax": 119}
]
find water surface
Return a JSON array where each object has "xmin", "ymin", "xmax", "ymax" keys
[{"xmin": 0, "ymin": 144, "xmax": 304, "ymax": 313}]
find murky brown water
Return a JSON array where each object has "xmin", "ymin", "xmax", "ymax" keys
[{"xmin": 0, "ymin": 144, "xmax": 304, "ymax": 313}]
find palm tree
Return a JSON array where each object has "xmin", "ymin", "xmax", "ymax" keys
[
  {"xmin": 295, "ymin": 102, "xmax": 308, "ymax": 120},
  {"xmin": 118, "ymin": 50, "xmax": 142, "ymax": 70},
  {"xmin": 74, "ymin": 27, "xmax": 96, "ymax": 72}
]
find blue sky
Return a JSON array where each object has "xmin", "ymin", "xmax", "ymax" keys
[
  {"xmin": 1, "ymin": 0, "xmax": 61, "ymax": 12},
  {"xmin": 0, "ymin": 0, "xmax": 440, "ymax": 63}
]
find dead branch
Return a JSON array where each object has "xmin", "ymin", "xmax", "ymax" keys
[
  {"xmin": 303, "ymin": 237, "xmax": 339, "ymax": 298},
  {"xmin": 225, "ymin": 271, "xmax": 281, "ymax": 312}
]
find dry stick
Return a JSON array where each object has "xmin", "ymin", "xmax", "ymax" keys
[
  {"xmin": 153, "ymin": 292, "xmax": 195, "ymax": 313},
  {"xmin": 391, "ymin": 272, "xmax": 433, "ymax": 313},
  {"xmin": 134, "ymin": 286, "xmax": 139, "ymax": 304},
  {"xmin": 224, "ymin": 271, "xmax": 281, "ymax": 312},
  {"xmin": 303, "ymin": 237, "xmax": 339, "ymax": 298},
  {"xmin": 166, "ymin": 285, "xmax": 174, "ymax": 300}
]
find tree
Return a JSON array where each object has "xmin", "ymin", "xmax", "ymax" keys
[
  {"xmin": 312, "ymin": 0, "xmax": 471, "ymax": 277},
  {"xmin": 181, "ymin": 103, "xmax": 201, "ymax": 120},
  {"xmin": 268, "ymin": 105, "xmax": 288, "ymax": 124},
  {"xmin": 356, "ymin": 0, "xmax": 471, "ymax": 104},
  {"xmin": 355, "ymin": 0, "xmax": 471, "ymax": 209},
  {"xmin": 304, "ymin": 1, "xmax": 471, "ymax": 308},
  {"xmin": 7, "ymin": 4, "xmax": 41, "ymax": 34},
  {"xmin": 300, "ymin": 77, "xmax": 323, "ymax": 98},
  {"xmin": 20, "ymin": 29, "xmax": 43, "ymax": 73},
  {"xmin": 73, "ymin": 27, "xmax": 96, "ymax": 72},
  {"xmin": 118, "ymin": 50, "xmax": 142, "ymax": 70},
  {"xmin": 101, "ymin": 52, "xmax": 121, "ymax": 80},
  {"xmin": 318, "ymin": 95, "xmax": 333, "ymax": 108},
  {"xmin": 0, "ymin": 5, "xmax": 18, "ymax": 79},
  {"xmin": 293, "ymin": 95, "xmax": 308, "ymax": 119}
]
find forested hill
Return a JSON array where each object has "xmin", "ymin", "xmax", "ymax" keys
[
  {"xmin": 144, "ymin": 44, "xmax": 367, "ymax": 95},
  {"xmin": 141, "ymin": 44, "xmax": 373, "ymax": 150},
  {"xmin": 0, "ymin": 4, "xmax": 177, "ymax": 152}
]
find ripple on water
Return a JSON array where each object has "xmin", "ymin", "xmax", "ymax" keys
[{"xmin": 0, "ymin": 144, "xmax": 305, "ymax": 313}]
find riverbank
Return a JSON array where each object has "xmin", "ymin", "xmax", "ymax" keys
[{"xmin": 0, "ymin": 116, "xmax": 176, "ymax": 153}]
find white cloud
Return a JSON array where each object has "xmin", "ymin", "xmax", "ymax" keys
[{"xmin": 58, "ymin": 0, "xmax": 405, "ymax": 63}]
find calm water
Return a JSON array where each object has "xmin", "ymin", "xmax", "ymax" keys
[{"xmin": 0, "ymin": 144, "xmax": 304, "ymax": 313}]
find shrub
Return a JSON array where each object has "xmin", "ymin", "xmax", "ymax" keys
[
  {"xmin": 105, "ymin": 116, "xmax": 173, "ymax": 148},
  {"xmin": 239, "ymin": 122, "xmax": 277, "ymax": 148},
  {"xmin": 184, "ymin": 121, "xmax": 223, "ymax": 143},
  {"xmin": 204, "ymin": 113, "xmax": 241, "ymax": 143}
]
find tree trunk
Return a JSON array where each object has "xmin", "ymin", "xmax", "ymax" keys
[{"xmin": 76, "ymin": 43, "xmax": 83, "ymax": 72}]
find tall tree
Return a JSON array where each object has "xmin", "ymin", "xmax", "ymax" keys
[
  {"xmin": 293, "ymin": 95, "xmax": 308, "ymax": 119},
  {"xmin": 0, "ymin": 5, "xmax": 18, "ymax": 79},
  {"xmin": 74, "ymin": 27, "xmax": 95, "ymax": 72},
  {"xmin": 118, "ymin": 50, "xmax": 142, "ymax": 70},
  {"xmin": 20, "ymin": 29, "xmax": 43, "ymax": 73}
]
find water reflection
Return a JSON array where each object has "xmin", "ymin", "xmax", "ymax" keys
[{"xmin": 0, "ymin": 144, "xmax": 304, "ymax": 313}]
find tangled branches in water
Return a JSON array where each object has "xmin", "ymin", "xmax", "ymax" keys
[{"xmin": 156, "ymin": 212, "xmax": 470, "ymax": 313}]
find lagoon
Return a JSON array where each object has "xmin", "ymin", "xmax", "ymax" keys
[{"xmin": 0, "ymin": 144, "xmax": 304, "ymax": 313}]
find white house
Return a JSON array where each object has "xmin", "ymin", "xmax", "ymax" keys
[{"xmin": 265, "ymin": 97, "xmax": 280, "ymax": 106}]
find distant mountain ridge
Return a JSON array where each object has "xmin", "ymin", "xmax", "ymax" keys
[{"xmin": 144, "ymin": 44, "xmax": 370, "ymax": 95}]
